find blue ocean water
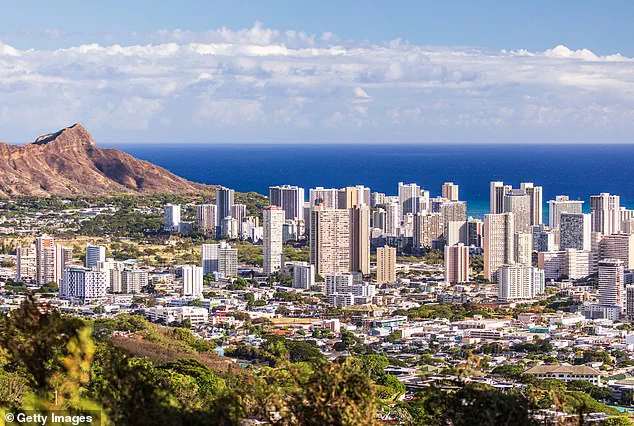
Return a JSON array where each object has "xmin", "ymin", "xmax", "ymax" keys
[{"xmin": 107, "ymin": 143, "xmax": 634, "ymax": 219}]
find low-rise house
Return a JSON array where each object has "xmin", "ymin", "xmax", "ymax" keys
[{"xmin": 524, "ymin": 364, "xmax": 601, "ymax": 385}]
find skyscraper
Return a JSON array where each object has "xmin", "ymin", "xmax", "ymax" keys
[
  {"xmin": 85, "ymin": 245, "xmax": 106, "ymax": 269},
  {"xmin": 337, "ymin": 186, "xmax": 370, "ymax": 209},
  {"xmin": 483, "ymin": 213, "xmax": 514, "ymax": 281},
  {"xmin": 16, "ymin": 245, "xmax": 37, "ymax": 283},
  {"xmin": 201, "ymin": 242, "xmax": 238, "ymax": 278},
  {"xmin": 445, "ymin": 243, "xmax": 469, "ymax": 284},
  {"xmin": 520, "ymin": 182, "xmax": 543, "ymax": 226},
  {"xmin": 497, "ymin": 264, "xmax": 543, "ymax": 302},
  {"xmin": 442, "ymin": 182, "xmax": 459, "ymax": 201},
  {"xmin": 231, "ymin": 204, "xmax": 247, "ymax": 224},
  {"xmin": 292, "ymin": 263, "xmax": 315, "ymax": 289},
  {"xmin": 503, "ymin": 189, "xmax": 531, "ymax": 233},
  {"xmin": 490, "ymin": 181, "xmax": 511, "ymax": 214},
  {"xmin": 55, "ymin": 246, "xmax": 73, "ymax": 286},
  {"xmin": 181, "ymin": 265, "xmax": 203, "ymax": 297},
  {"xmin": 591, "ymin": 193, "xmax": 620, "ymax": 235},
  {"xmin": 372, "ymin": 208, "xmax": 386, "ymax": 232},
  {"xmin": 60, "ymin": 266, "xmax": 107, "ymax": 304},
  {"xmin": 121, "ymin": 268, "xmax": 148, "ymax": 294},
  {"xmin": 398, "ymin": 182, "xmax": 420, "ymax": 219},
  {"xmin": 559, "ymin": 213, "xmax": 592, "ymax": 251},
  {"xmin": 36, "ymin": 236, "xmax": 55, "ymax": 285},
  {"xmin": 309, "ymin": 205, "xmax": 350, "ymax": 275},
  {"xmin": 196, "ymin": 204, "xmax": 217, "ymax": 234},
  {"xmin": 413, "ymin": 213, "xmax": 444, "ymax": 249},
  {"xmin": 163, "ymin": 204, "xmax": 181, "ymax": 232},
  {"xmin": 263, "ymin": 206, "xmax": 285, "ymax": 275},
  {"xmin": 376, "ymin": 245, "xmax": 396, "ymax": 285},
  {"xmin": 514, "ymin": 232, "xmax": 532, "ymax": 265},
  {"xmin": 216, "ymin": 187, "xmax": 235, "ymax": 223},
  {"xmin": 385, "ymin": 201, "xmax": 400, "ymax": 236},
  {"xmin": 440, "ymin": 201, "xmax": 467, "ymax": 223},
  {"xmin": 309, "ymin": 187, "xmax": 338, "ymax": 208},
  {"xmin": 349, "ymin": 205, "xmax": 370, "ymax": 275},
  {"xmin": 599, "ymin": 234, "xmax": 634, "ymax": 269},
  {"xmin": 548, "ymin": 196, "xmax": 584, "ymax": 229},
  {"xmin": 269, "ymin": 185, "xmax": 305, "ymax": 222},
  {"xmin": 598, "ymin": 259, "xmax": 625, "ymax": 308},
  {"xmin": 467, "ymin": 218, "xmax": 483, "ymax": 248}
]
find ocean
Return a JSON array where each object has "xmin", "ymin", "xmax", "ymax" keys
[{"xmin": 107, "ymin": 143, "xmax": 634, "ymax": 219}]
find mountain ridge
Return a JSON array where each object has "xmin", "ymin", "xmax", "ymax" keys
[{"xmin": 0, "ymin": 124, "xmax": 213, "ymax": 197}]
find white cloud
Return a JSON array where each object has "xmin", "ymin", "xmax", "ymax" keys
[{"xmin": 0, "ymin": 23, "xmax": 633, "ymax": 143}]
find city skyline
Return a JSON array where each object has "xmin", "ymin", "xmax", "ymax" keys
[{"xmin": 1, "ymin": 2, "xmax": 633, "ymax": 144}]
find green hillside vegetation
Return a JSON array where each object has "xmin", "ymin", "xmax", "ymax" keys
[{"xmin": 0, "ymin": 296, "xmax": 629, "ymax": 425}]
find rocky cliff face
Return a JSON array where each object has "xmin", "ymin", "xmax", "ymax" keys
[{"xmin": 0, "ymin": 124, "xmax": 211, "ymax": 197}]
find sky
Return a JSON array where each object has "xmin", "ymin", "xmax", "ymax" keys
[{"xmin": 0, "ymin": 0, "xmax": 633, "ymax": 144}]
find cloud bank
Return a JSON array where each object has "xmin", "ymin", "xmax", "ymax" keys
[{"xmin": 0, "ymin": 23, "xmax": 633, "ymax": 143}]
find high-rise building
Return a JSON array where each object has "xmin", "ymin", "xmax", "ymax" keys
[
  {"xmin": 490, "ymin": 181, "xmax": 511, "ymax": 214},
  {"xmin": 263, "ymin": 206, "xmax": 285, "ymax": 275},
  {"xmin": 181, "ymin": 265, "xmax": 203, "ymax": 297},
  {"xmin": 538, "ymin": 251, "xmax": 566, "ymax": 280},
  {"xmin": 445, "ymin": 243, "xmax": 469, "ymax": 284},
  {"xmin": 309, "ymin": 205, "xmax": 350, "ymax": 275},
  {"xmin": 442, "ymin": 182, "xmax": 459, "ymax": 202},
  {"xmin": 445, "ymin": 221, "xmax": 467, "ymax": 246},
  {"xmin": 514, "ymin": 232, "xmax": 532, "ymax": 265},
  {"xmin": 385, "ymin": 202, "xmax": 400, "ymax": 236},
  {"xmin": 54, "ymin": 245, "xmax": 73, "ymax": 286},
  {"xmin": 627, "ymin": 286, "xmax": 634, "ymax": 321},
  {"xmin": 337, "ymin": 185, "xmax": 370, "ymax": 208},
  {"xmin": 349, "ymin": 205, "xmax": 370, "ymax": 275},
  {"xmin": 504, "ymin": 189, "xmax": 531, "ymax": 233},
  {"xmin": 36, "ymin": 236, "xmax": 55, "ymax": 285},
  {"xmin": 620, "ymin": 208, "xmax": 634, "ymax": 234},
  {"xmin": 269, "ymin": 185, "xmax": 305, "ymax": 222},
  {"xmin": 598, "ymin": 259, "xmax": 625, "ymax": 308},
  {"xmin": 202, "ymin": 242, "xmax": 238, "ymax": 278},
  {"xmin": 231, "ymin": 204, "xmax": 247, "ymax": 224},
  {"xmin": 520, "ymin": 182, "xmax": 543, "ymax": 226},
  {"xmin": 16, "ymin": 245, "xmax": 37, "ymax": 283},
  {"xmin": 591, "ymin": 193, "xmax": 621, "ymax": 235},
  {"xmin": 376, "ymin": 245, "xmax": 396, "ymax": 285},
  {"xmin": 196, "ymin": 204, "xmax": 217, "ymax": 234},
  {"xmin": 372, "ymin": 208, "xmax": 386, "ymax": 232},
  {"xmin": 565, "ymin": 249, "xmax": 594, "ymax": 280},
  {"xmin": 121, "ymin": 268, "xmax": 148, "ymax": 294},
  {"xmin": 309, "ymin": 187, "xmax": 338, "ymax": 208},
  {"xmin": 398, "ymin": 182, "xmax": 420, "ymax": 219},
  {"xmin": 413, "ymin": 213, "xmax": 444, "ymax": 249},
  {"xmin": 96, "ymin": 259, "xmax": 124, "ymax": 293},
  {"xmin": 60, "ymin": 266, "xmax": 107, "ymax": 304},
  {"xmin": 220, "ymin": 216, "xmax": 239, "ymax": 239},
  {"xmin": 599, "ymin": 234, "xmax": 634, "ymax": 269},
  {"xmin": 533, "ymin": 225, "xmax": 557, "ymax": 252},
  {"xmin": 371, "ymin": 192, "xmax": 386, "ymax": 207},
  {"xmin": 548, "ymin": 196, "xmax": 584, "ymax": 229},
  {"xmin": 163, "ymin": 204, "xmax": 181, "ymax": 232},
  {"xmin": 483, "ymin": 213, "xmax": 514, "ymax": 281},
  {"xmin": 337, "ymin": 186, "xmax": 359, "ymax": 209},
  {"xmin": 291, "ymin": 262, "xmax": 315, "ymax": 290},
  {"xmin": 559, "ymin": 213, "xmax": 592, "ymax": 251},
  {"xmin": 467, "ymin": 218, "xmax": 483, "ymax": 248},
  {"xmin": 85, "ymin": 245, "xmax": 106, "ymax": 269},
  {"xmin": 497, "ymin": 264, "xmax": 544, "ymax": 302},
  {"xmin": 216, "ymin": 187, "xmax": 235, "ymax": 224},
  {"xmin": 440, "ymin": 201, "xmax": 467, "ymax": 223}
]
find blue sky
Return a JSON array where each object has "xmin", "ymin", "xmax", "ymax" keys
[{"xmin": 0, "ymin": 1, "xmax": 633, "ymax": 144}]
